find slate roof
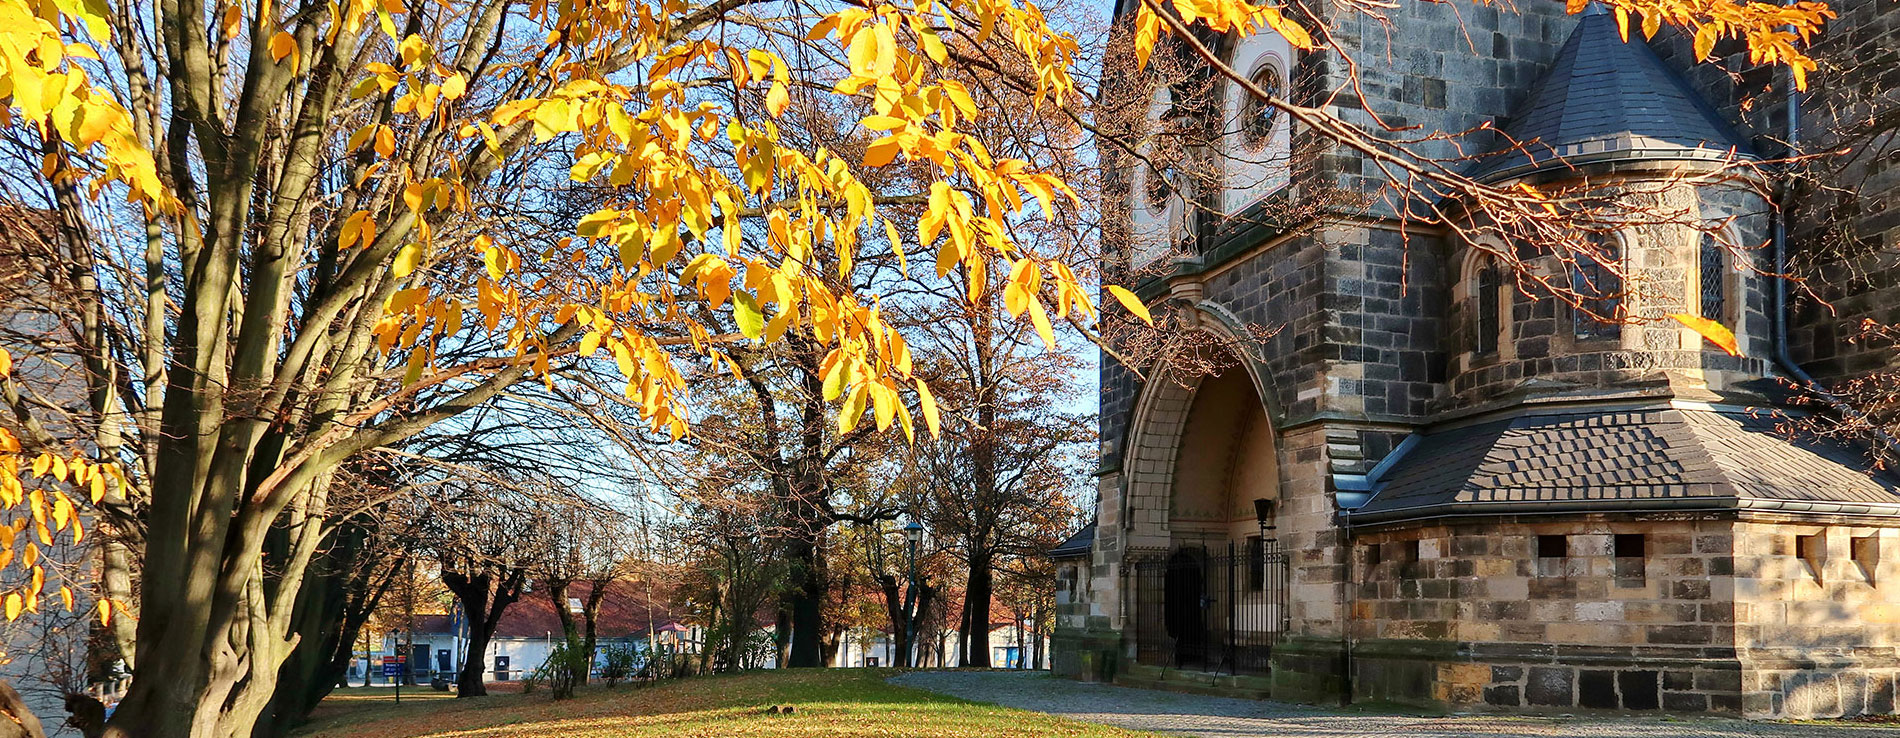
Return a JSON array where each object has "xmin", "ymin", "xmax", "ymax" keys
[
  {"xmin": 1469, "ymin": 4, "xmax": 1751, "ymax": 181},
  {"xmin": 1049, "ymin": 522, "xmax": 1096, "ymax": 559},
  {"xmin": 1351, "ymin": 405, "xmax": 1900, "ymax": 524},
  {"xmin": 400, "ymin": 579, "xmax": 682, "ymax": 639}
]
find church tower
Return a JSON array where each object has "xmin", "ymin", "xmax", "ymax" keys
[{"xmin": 1054, "ymin": 3, "xmax": 1900, "ymax": 719}]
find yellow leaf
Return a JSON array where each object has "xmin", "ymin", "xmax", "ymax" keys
[
  {"xmin": 441, "ymin": 73, "xmax": 467, "ymax": 100},
  {"xmin": 914, "ymin": 378, "xmax": 941, "ymax": 438},
  {"xmin": 838, "ymin": 383, "xmax": 869, "ymax": 435},
  {"xmin": 0, "ymin": 348, "xmax": 10, "ymax": 377},
  {"xmin": 1107, "ymin": 285, "xmax": 1153, "ymax": 325},
  {"xmin": 97, "ymin": 599, "xmax": 111, "ymax": 626},
  {"xmin": 863, "ymin": 135, "xmax": 902, "ymax": 167},
  {"xmin": 392, "ymin": 243, "xmax": 422, "ymax": 277},
  {"xmin": 73, "ymin": 104, "xmax": 119, "ymax": 148},
  {"xmin": 871, "ymin": 382, "xmax": 896, "ymax": 431},
  {"xmin": 1669, "ymin": 313, "xmax": 1740, "ymax": 356},
  {"xmin": 4, "ymin": 594, "xmax": 18, "ymax": 621},
  {"xmin": 1693, "ymin": 25, "xmax": 1718, "ymax": 62},
  {"xmin": 1262, "ymin": 8, "xmax": 1314, "ymax": 50},
  {"xmin": 484, "ymin": 246, "xmax": 505, "ymax": 280},
  {"xmin": 765, "ymin": 82, "xmax": 790, "ymax": 118},
  {"xmin": 733, "ymin": 292, "xmax": 765, "ymax": 340},
  {"xmin": 269, "ymin": 31, "xmax": 297, "ymax": 64},
  {"xmin": 1133, "ymin": 9, "xmax": 1161, "ymax": 69},
  {"xmin": 1027, "ymin": 296, "xmax": 1057, "ymax": 350}
]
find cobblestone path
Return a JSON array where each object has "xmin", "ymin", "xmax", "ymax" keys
[{"xmin": 890, "ymin": 670, "xmax": 1900, "ymax": 738}]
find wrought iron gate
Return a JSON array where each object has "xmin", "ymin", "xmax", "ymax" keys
[{"xmin": 1127, "ymin": 539, "xmax": 1288, "ymax": 675}]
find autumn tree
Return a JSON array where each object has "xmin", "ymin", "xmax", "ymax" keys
[
  {"xmin": 905, "ymin": 253, "xmax": 1095, "ymax": 667},
  {"xmin": 0, "ymin": 0, "xmax": 1834, "ymax": 735},
  {"xmin": 256, "ymin": 459, "xmax": 431, "ymax": 735},
  {"xmin": 420, "ymin": 474, "xmax": 545, "ymax": 697},
  {"xmin": 536, "ymin": 497, "xmax": 638, "ymax": 678}
]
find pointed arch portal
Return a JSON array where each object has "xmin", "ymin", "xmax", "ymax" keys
[{"xmin": 1119, "ymin": 336, "xmax": 1288, "ymax": 676}]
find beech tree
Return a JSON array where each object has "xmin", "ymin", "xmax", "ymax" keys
[{"xmin": 0, "ymin": 0, "xmax": 1834, "ymax": 735}]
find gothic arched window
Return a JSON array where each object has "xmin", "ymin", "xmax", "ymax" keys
[
  {"xmin": 1699, "ymin": 232, "xmax": 1728, "ymax": 324},
  {"xmin": 1572, "ymin": 234, "xmax": 1622, "ymax": 341},
  {"xmin": 1474, "ymin": 260, "xmax": 1502, "ymax": 355}
]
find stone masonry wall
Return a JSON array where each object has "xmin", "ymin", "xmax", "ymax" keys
[
  {"xmin": 1440, "ymin": 181, "xmax": 1775, "ymax": 411},
  {"xmin": 1318, "ymin": 1, "xmax": 1575, "ymax": 206},
  {"xmin": 1348, "ymin": 516, "xmax": 1745, "ymax": 713},
  {"xmin": 1734, "ymin": 519, "xmax": 1900, "ymax": 717},
  {"xmin": 1786, "ymin": 0, "xmax": 1900, "ymax": 383}
]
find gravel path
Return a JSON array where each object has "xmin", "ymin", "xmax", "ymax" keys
[{"xmin": 890, "ymin": 670, "xmax": 1900, "ymax": 738}]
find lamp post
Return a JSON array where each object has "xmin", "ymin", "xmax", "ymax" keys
[
  {"xmin": 903, "ymin": 519, "xmax": 924, "ymax": 668},
  {"xmin": 1252, "ymin": 498, "xmax": 1276, "ymax": 541}
]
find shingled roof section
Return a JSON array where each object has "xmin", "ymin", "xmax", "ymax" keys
[
  {"xmin": 1351, "ymin": 405, "xmax": 1900, "ymax": 524},
  {"xmin": 1049, "ymin": 523, "xmax": 1095, "ymax": 560},
  {"xmin": 1468, "ymin": 4, "xmax": 1751, "ymax": 181}
]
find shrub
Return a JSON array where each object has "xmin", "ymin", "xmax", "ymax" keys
[
  {"xmin": 544, "ymin": 638, "xmax": 591, "ymax": 700},
  {"xmin": 601, "ymin": 644, "xmax": 636, "ymax": 687}
]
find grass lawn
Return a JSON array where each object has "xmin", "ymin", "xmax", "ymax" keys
[{"xmin": 294, "ymin": 669, "xmax": 1167, "ymax": 738}]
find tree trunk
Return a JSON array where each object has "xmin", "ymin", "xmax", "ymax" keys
[
  {"xmin": 773, "ymin": 609, "xmax": 792, "ymax": 668},
  {"xmin": 547, "ymin": 579, "xmax": 579, "ymax": 644},
  {"xmin": 443, "ymin": 568, "xmax": 525, "ymax": 698},
  {"xmin": 961, "ymin": 562, "xmax": 993, "ymax": 668},
  {"xmin": 580, "ymin": 581, "xmax": 607, "ymax": 682},
  {"xmin": 458, "ymin": 628, "xmax": 496, "ymax": 696},
  {"xmin": 782, "ymin": 535, "xmax": 826, "ymax": 667},
  {"xmin": 255, "ymin": 559, "xmax": 348, "ymax": 738},
  {"xmin": 877, "ymin": 574, "xmax": 935, "ymax": 668},
  {"xmin": 0, "ymin": 681, "xmax": 47, "ymax": 738},
  {"xmin": 1014, "ymin": 612, "xmax": 1024, "ymax": 669}
]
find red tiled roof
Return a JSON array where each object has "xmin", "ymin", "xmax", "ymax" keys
[
  {"xmin": 402, "ymin": 579, "xmax": 680, "ymax": 640},
  {"xmin": 494, "ymin": 580, "xmax": 677, "ymax": 639}
]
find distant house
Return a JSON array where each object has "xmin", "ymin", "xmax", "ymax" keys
[
  {"xmin": 830, "ymin": 621, "xmax": 1050, "ymax": 669},
  {"xmin": 371, "ymin": 579, "xmax": 686, "ymax": 683}
]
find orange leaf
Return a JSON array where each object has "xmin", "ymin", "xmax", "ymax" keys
[
  {"xmin": 862, "ymin": 135, "xmax": 901, "ymax": 167},
  {"xmin": 1669, "ymin": 313, "xmax": 1740, "ymax": 356},
  {"xmin": 269, "ymin": 32, "xmax": 297, "ymax": 64}
]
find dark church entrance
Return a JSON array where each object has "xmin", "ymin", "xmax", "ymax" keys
[
  {"xmin": 1129, "ymin": 540, "xmax": 1288, "ymax": 676},
  {"xmin": 1164, "ymin": 548, "xmax": 1207, "ymax": 668}
]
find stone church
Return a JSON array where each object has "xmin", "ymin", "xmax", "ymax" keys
[{"xmin": 1052, "ymin": 1, "xmax": 1900, "ymax": 720}]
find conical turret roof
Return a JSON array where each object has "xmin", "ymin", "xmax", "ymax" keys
[{"xmin": 1471, "ymin": 5, "xmax": 1752, "ymax": 181}]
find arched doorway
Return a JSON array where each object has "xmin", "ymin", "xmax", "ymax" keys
[{"xmin": 1121, "ymin": 353, "xmax": 1287, "ymax": 676}]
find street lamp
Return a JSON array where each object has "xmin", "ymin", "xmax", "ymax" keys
[
  {"xmin": 902, "ymin": 519, "xmax": 925, "ymax": 668},
  {"xmin": 1253, "ymin": 498, "xmax": 1276, "ymax": 541}
]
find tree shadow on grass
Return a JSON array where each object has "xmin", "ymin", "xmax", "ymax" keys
[{"xmin": 296, "ymin": 669, "xmax": 1146, "ymax": 738}]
